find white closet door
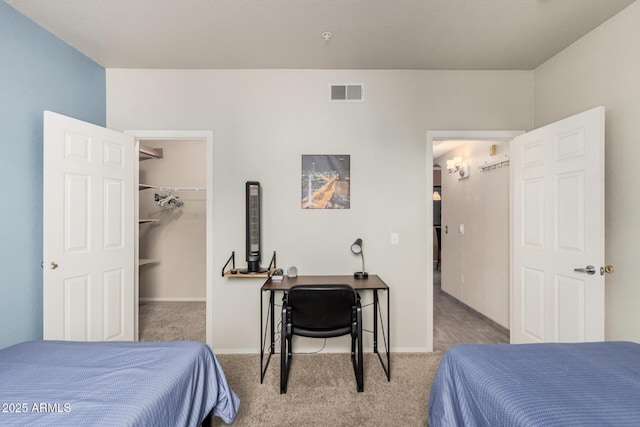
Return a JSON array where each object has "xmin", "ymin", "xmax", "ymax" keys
[{"xmin": 43, "ymin": 111, "xmax": 135, "ymax": 341}]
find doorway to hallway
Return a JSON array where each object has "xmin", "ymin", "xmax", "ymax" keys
[
  {"xmin": 433, "ymin": 267, "xmax": 509, "ymax": 351},
  {"xmin": 427, "ymin": 130, "xmax": 521, "ymax": 351}
]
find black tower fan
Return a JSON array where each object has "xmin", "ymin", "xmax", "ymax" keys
[{"xmin": 242, "ymin": 181, "xmax": 266, "ymax": 273}]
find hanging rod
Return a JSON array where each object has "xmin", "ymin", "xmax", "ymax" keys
[{"xmin": 159, "ymin": 186, "xmax": 206, "ymax": 192}]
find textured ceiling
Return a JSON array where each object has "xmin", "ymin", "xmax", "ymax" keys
[{"xmin": 6, "ymin": 0, "xmax": 636, "ymax": 70}]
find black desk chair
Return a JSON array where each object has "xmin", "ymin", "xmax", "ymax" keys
[{"xmin": 280, "ymin": 284, "xmax": 363, "ymax": 394}]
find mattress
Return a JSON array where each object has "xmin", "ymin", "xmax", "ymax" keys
[
  {"xmin": 428, "ymin": 341, "xmax": 640, "ymax": 427},
  {"xmin": 0, "ymin": 340, "xmax": 239, "ymax": 426}
]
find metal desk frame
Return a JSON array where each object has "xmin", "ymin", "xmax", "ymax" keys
[{"xmin": 260, "ymin": 274, "xmax": 390, "ymax": 383}]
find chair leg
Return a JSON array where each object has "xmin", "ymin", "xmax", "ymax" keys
[
  {"xmin": 351, "ymin": 306, "xmax": 364, "ymax": 392},
  {"xmin": 280, "ymin": 314, "xmax": 290, "ymax": 394},
  {"xmin": 356, "ymin": 313, "xmax": 364, "ymax": 392},
  {"xmin": 280, "ymin": 335, "xmax": 286, "ymax": 393}
]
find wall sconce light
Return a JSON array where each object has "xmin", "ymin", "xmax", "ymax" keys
[
  {"xmin": 350, "ymin": 238, "xmax": 368, "ymax": 279},
  {"xmin": 433, "ymin": 191, "xmax": 441, "ymax": 201},
  {"xmin": 446, "ymin": 156, "xmax": 469, "ymax": 179}
]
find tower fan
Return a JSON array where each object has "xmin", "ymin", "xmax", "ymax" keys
[{"xmin": 242, "ymin": 181, "xmax": 266, "ymax": 273}]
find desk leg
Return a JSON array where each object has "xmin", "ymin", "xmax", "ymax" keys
[
  {"xmin": 373, "ymin": 289, "xmax": 391, "ymax": 381},
  {"xmin": 373, "ymin": 290, "xmax": 379, "ymax": 353},
  {"xmin": 387, "ymin": 288, "xmax": 391, "ymax": 380},
  {"xmin": 260, "ymin": 290, "xmax": 275, "ymax": 383},
  {"xmin": 270, "ymin": 290, "xmax": 275, "ymax": 355}
]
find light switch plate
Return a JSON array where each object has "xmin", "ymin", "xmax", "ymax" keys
[{"xmin": 391, "ymin": 233, "xmax": 399, "ymax": 245}]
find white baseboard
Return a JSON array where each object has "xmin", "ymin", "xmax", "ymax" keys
[
  {"xmin": 139, "ymin": 297, "xmax": 206, "ymax": 302},
  {"xmin": 213, "ymin": 346, "xmax": 432, "ymax": 354},
  {"xmin": 214, "ymin": 348, "xmax": 261, "ymax": 355},
  {"xmin": 391, "ymin": 346, "xmax": 431, "ymax": 353}
]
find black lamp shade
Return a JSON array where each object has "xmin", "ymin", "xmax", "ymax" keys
[
  {"xmin": 351, "ymin": 238, "xmax": 368, "ymax": 279},
  {"xmin": 351, "ymin": 238, "xmax": 362, "ymax": 254}
]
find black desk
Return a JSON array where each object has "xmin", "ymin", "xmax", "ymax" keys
[{"xmin": 260, "ymin": 274, "xmax": 391, "ymax": 383}]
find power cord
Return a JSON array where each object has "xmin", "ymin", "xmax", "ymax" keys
[{"xmin": 294, "ymin": 339, "xmax": 327, "ymax": 354}]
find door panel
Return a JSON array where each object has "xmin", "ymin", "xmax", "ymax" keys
[
  {"xmin": 44, "ymin": 111, "xmax": 134, "ymax": 341},
  {"xmin": 64, "ymin": 174, "xmax": 91, "ymax": 253},
  {"xmin": 103, "ymin": 268, "xmax": 125, "ymax": 340},
  {"xmin": 511, "ymin": 106, "xmax": 605, "ymax": 344},
  {"xmin": 556, "ymin": 173, "xmax": 584, "ymax": 251},
  {"xmin": 522, "ymin": 178, "xmax": 544, "ymax": 248},
  {"xmin": 63, "ymin": 275, "xmax": 90, "ymax": 340},
  {"xmin": 522, "ymin": 267, "xmax": 545, "ymax": 341},
  {"xmin": 104, "ymin": 179, "xmax": 124, "ymax": 249},
  {"xmin": 555, "ymin": 275, "xmax": 585, "ymax": 341}
]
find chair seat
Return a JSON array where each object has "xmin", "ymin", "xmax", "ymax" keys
[{"xmin": 292, "ymin": 325, "xmax": 351, "ymax": 338}]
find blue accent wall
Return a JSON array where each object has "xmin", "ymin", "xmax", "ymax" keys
[{"xmin": 0, "ymin": 3, "xmax": 106, "ymax": 348}]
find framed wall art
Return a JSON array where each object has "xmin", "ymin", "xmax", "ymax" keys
[{"xmin": 301, "ymin": 154, "xmax": 350, "ymax": 209}]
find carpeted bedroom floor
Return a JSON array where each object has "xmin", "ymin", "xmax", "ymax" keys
[
  {"xmin": 138, "ymin": 301, "xmax": 206, "ymax": 343},
  {"xmin": 138, "ymin": 274, "xmax": 508, "ymax": 427},
  {"xmin": 212, "ymin": 351, "xmax": 443, "ymax": 427},
  {"xmin": 139, "ymin": 302, "xmax": 443, "ymax": 426}
]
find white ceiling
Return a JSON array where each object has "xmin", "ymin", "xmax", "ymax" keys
[{"xmin": 6, "ymin": 0, "xmax": 635, "ymax": 70}]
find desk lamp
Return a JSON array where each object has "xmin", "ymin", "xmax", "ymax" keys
[{"xmin": 351, "ymin": 238, "xmax": 368, "ymax": 279}]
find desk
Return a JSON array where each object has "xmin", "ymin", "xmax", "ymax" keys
[{"xmin": 260, "ymin": 274, "xmax": 390, "ymax": 383}]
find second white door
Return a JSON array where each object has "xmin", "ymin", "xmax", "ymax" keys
[{"xmin": 511, "ymin": 106, "xmax": 605, "ymax": 344}]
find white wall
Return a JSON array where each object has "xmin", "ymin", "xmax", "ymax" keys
[
  {"xmin": 107, "ymin": 69, "xmax": 532, "ymax": 352},
  {"xmin": 436, "ymin": 141, "xmax": 510, "ymax": 328},
  {"xmin": 533, "ymin": 1, "xmax": 640, "ymax": 342},
  {"xmin": 139, "ymin": 140, "xmax": 206, "ymax": 300}
]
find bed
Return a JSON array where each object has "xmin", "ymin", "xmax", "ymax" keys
[
  {"xmin": 0, "ymin": 340, "xmax": 239, "ymax": 426},
  {"xmin": 428, "ymin": 342, "xmax": 640, "ymax": 427}
]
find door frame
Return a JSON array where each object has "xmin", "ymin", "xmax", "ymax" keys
[
  {"xmin": 425, "ymin": 130, "xmax": 523, "ymax": 351},
  {"xmin": 125, "ymin": 130, "xmax": 214, "ymax": 347}
]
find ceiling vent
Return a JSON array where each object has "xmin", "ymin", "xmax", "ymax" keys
[{"xmin": 330, "ymin": 83, "xmax": 364, "ymax": 102}]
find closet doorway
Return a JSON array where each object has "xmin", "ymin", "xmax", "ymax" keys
[{"xmin": 128, "ymin": 130, "xmax": 214, "ymax": 346}]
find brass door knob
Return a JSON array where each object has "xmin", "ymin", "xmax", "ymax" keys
[
  {"xmin": 50, "ymin": 262, "xmax": 58, "ymax": 270},
  {"xmin": 602, "ymin": 265, "xmax": 614, "ymax": 275}
]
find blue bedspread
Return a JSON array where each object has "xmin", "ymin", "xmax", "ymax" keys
[
  {"xmin": 0, "ymin": 340, "xmax": 239, "ymax": 426},
  {"xmin": 428, "ymin": 342, "xmax": 640, "ymax": 427}
]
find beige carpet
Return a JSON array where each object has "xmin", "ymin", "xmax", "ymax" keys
[
  {"xmin": 213, "ymin": 351, "xmax": 443, "ymax": 427},
  {"xmin": 138, "ymin": 301, "xmax": 206, "ymax": 343}
]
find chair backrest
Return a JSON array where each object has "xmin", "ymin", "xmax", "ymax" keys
[{"xmin": 286, "ymin": 284, "xmax": 356, "ymax": 337}]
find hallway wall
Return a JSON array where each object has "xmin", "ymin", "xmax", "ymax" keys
[{"xmin": 435, "ymin": 140, "xmax": 510, "ymax": 328}]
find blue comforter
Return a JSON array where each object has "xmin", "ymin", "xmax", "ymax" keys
[
  {"xmin": 0, "ymin": 340, "xmax": 239, "ymax": 426},
  {"xmin": 428, "ymin": 342, "xmax": 640, "ymax": 427}
]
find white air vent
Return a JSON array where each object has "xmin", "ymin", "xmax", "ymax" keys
[{"xmin": 330, "ymin": 83, "xmax": 364, "ymax": 102}]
